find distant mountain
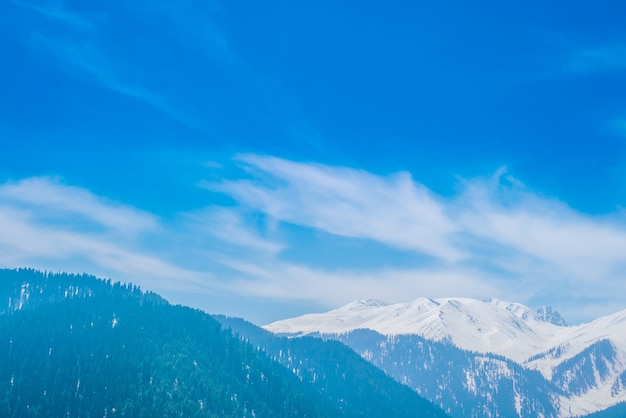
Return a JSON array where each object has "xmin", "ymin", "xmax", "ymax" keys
[
  {"xmin": 265, "ymin": 297, "xmax": 564, "ymax": 362},
  {"xmin": 536, "ymin": 305, "xmax": 568, "ymax": 327},
  {"xmin": 334, "ymin": 329, "xmax": 560, "ymax": 417},
  {"xmin": 0, "ymin": 268, "xmax": 446, "ymax": 418},
  {"xmin": 265, "ymin": 297, "xmax": 626, "ymax": 417}
]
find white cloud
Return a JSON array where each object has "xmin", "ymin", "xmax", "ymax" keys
[
  {"xmin": 457, "ymin": 172, "xmax": 626, "ymax": 281},
  {"xmin": 200, "ymin": 155, "xmax": 626, "ymax": 322},
  {"xmin": 0, "ymin": 177, "xmax": 207, "ymax": 292},
  {"xmin": 205, "ymin": 154, "xmax": 462, "ymax": 262},
  {"xmin": 31, "ymin": 34, "xmax": 210, "ymax": 132},
  {"xmin": 0, "ymin": 177, "xmax": 157, "ymax": 235},
  {"xmin": 183, "ymin": 207, "xmax": 283, "ymax": 256},
  {"xmin": 4, "ymin": 158, "xmax": 626, "ymax": 323}
]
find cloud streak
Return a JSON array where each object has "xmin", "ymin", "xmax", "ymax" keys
[
  {"xmin": 201, "ymin": 155, "xmax": 626, "ymax": 322},
  {"xmin": 5, "ymin": 0, "xmax": 96, "ymax": 29},
  {"xmin": 205, "ymin": 154, "xmax": 461, "ymax": 262},
  {"xmin": 30, "ymin": 34, "xmax": 210, "ymax": 132},
  {"xmin": 0, "ymin": 177, "xmax": 158, "ymax": 235},
  {"xmin": 8, "ymin": 0, "xmax": 222, "ymax": 133},
  {"xmin": 565, "ymin": 43, "xmax": 626, "ymax": 75},
  {"xmin": 459, "ymin": 178, "xmax": 626, "ymax": 281}
]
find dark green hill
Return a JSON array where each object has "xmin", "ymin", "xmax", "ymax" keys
[{"xmin": 0, "ymin": 268, "xmax": 447, "ymax": 418}]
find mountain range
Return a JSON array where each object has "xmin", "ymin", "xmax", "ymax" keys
[
  {"xmin": 0, "ymin": 268, "xmax": 445, "ymax": 418},
  {"xmin": 265, "ymin": 297, "xmax": 626, "ymax": 417},
  {"xmin": 4, "ymin": 267, "xmax": 626, "ymax": 417}
]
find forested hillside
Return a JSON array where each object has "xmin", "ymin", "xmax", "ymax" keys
[
  {"xmin": 0, "ymin": 269, "xmax": 446, "ymax": 417},
  {"xmin": 217, "ymin": 316, "xmax": 446, "ymax": 418}
]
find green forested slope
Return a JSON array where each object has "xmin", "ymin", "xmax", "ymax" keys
[{"xmin": 0, "ymin": 269, "xmax": 447, "ymax": 418}]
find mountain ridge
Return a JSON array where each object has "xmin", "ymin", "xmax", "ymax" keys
[
  {"xmin": 0, "ymin": 268, "xmax": 446, "ymax": 418},
  {"xmin": 265, "ymin": 297, "xmax": 626, "ymax": 416},
  {"xmin": 265, "ymin": 297, "xmax": 566, "ymax": 363}
]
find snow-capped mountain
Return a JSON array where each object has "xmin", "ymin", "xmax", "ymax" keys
[
  {"xmin": 537, "ymin": 305, "xmax": 568, "ymax": 326},
  {"xmin": 264, "ymin": 298, "xmax": 626, "ymax": 417},
  {"xmin": 265, "ymin": 297, "xmax": 564, "ymax": 362}
]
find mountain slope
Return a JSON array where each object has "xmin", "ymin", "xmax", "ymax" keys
[
  {"xmin": 217, "ymin": 316, "xmax": 447, "ymax": 418},
  {"xmin": 0, "ymin": 269, "xmax": 327, "ymax": 417},
  {"xmin": 333, "ymin": 329, "xmax": 561, "ymax": 417},
  {"xmin": 0, "ymin": 268, "xmax": 447, "ymax": 417}
]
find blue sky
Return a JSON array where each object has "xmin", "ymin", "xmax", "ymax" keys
[{"xmin": 1, "ymin": 0, "xmax": 626, "ymax": 324}]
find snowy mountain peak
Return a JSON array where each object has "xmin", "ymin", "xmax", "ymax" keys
[
  {"xmin": 487, "ymin": 298, "xmax": 539, "ymax": 321},
  {"xmin": 265, "ymin": 297, "xmax": 566, "ymax": 363},
  {"xmin": 265, "ymin": 299, "xmax": 626, "ymax": 417},
  {"xmin": 340, "ymin": 299, "xmax": 388, "ymax": 311},
  {"xmin": 536, "ymin": 305, "xmax": 568, "ymax": 326}
]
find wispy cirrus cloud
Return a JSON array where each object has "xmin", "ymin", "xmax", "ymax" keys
[
  {"xmin": 204, "ymin": 154, "xmax": 462, "ymax": 262},
  {"xmin": 183, "ymin": 206, "xmax": 284, "ymax": 256},
  {"xmin": 609, "ymin": 117, "xmax": 626, "ymax": 138},
  {"xmin": 29, "ymin": 32, "xmax": 210, "ymax": 132},
  {"xmin": 458, "ymin": 175, "xmax": 626, "ymax": 281},
  {"xmin": 564, "ymin": 43, "xmax": 626, "ymax": 75},
  {"xmin": 6, "ymin": 0, "xmax": 327, "ymax": 154},
  {"xmin": 542, "ymin": 33, "xmax": 626, "ymax": 77},
  {"xmin": 0, "ymin": 177, "xmax": 157, "ymax": 235},
  {"xmin": 4, "ymin": 0, "xmax": 96, "ymax": 29},
  {"xmin": 7, "ymin": 0, "xmax": 225, "ymax": 133},
  {"xmin": 543, "ymin": 37, "xmax": 626, "ymax": 143}
]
